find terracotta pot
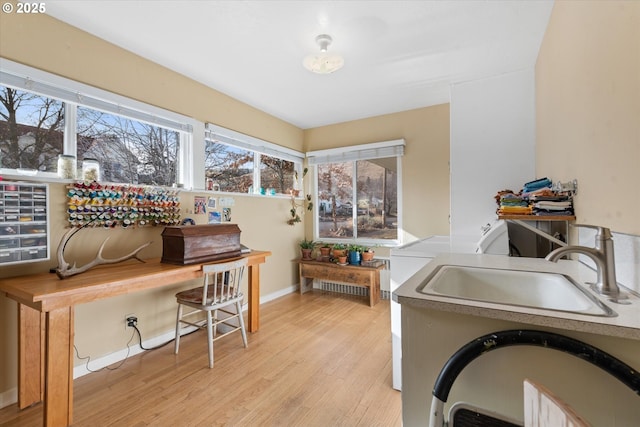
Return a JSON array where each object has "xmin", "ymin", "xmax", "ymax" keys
[
  {"xmin": 362, "ymin": 251, "xmax": 375, "ymax": 262},
  {"xmin": 338, "ymin": 256, "xmax": 347, "ymax": 264},
  {"xmin": 319, "ymin": 247, "xmax": 331, "ymax": 257},
  {"xmin": 332, "ymin": 249, "xmax": 346, "ymax": 258},
  {"xmin": 301, "ymin": 248, "xmax": 312, "ymax": 260}
]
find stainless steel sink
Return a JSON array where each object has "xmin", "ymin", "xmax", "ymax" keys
[{"xmin": 419, "ymin": 265, "xmax": 616, "ymax": 317}]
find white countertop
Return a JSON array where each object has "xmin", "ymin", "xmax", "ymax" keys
[
  {"xmin": 390, "ymin": 235, "xmax": 478, "ymax": 257},
  {"xmin": 393, "ymin": 253, "xmax": 640, "ymax": 341}
]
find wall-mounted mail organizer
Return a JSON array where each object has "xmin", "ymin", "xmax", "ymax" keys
[{"xmin": 65, "ymin": 182, "xmax": 181, "ymax": 229}]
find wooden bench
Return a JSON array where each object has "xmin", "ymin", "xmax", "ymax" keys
[{"xmin": 298, "ymin": 259, "xmax": 384, "ymax": 306}]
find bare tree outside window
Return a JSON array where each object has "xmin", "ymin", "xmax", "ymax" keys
[
  {"xmin": 318, "ymin": 162, "xmax": 354, "ymax": 237},
  {"xmin": 260, "ymin": 154, "xmax": 295, "ymax": 195},
  {"xmin": 77, "ymin": 107, "xmax": 179, "ymax": 185},
  {"xmin": 317, "ymin": 158, "xmax": 398, "ymax": 241},
  {"xmin": 205, "ymin": 141, "xmax": 254, "ymax": 193},
  {"xmin": 0, "ymin": 86, "xmax": 64, "ymax": 171}
]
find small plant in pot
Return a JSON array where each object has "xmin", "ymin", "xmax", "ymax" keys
[
  {"xmin": 299, "ymin": 239, "xmax": 315, "ymax": 260},
  {"xmin": 347, "ymin": 244, "xmax": 363, "ymax": 265},
  {"xmin": 331, "ymin": 243, "xmax": 347, "ymax": 258},
  {"xmin": 362, "ymin": 246, "xmax": 375, "ymax": 262},
  {"xmin": 318, "ymin": 243, "xmax": 331, "ymax": 258}
]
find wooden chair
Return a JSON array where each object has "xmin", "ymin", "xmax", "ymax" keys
[{"xmin": 174, "ymin": 258, "xmax": 248, "ymax": 368}]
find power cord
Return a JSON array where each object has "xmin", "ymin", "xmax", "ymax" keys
[
  {"xmin": 75, "ymin": 322, "xmax": 202, "ymax": 372},
  {"xmin": 74, "ymin": 327, "xmax": 135, "ymax": 373},
  {"xmin": 132, "ymin": 323, "xmax": 201, "ymax": 351}
]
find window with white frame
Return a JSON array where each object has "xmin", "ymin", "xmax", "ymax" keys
[
  {"xmin": 0, "ymin": 60, "xmax": 193, "ymax": 186},
  {"xmin": 205, "ymin": 123, "xmax": 303, "ymax": 195},
  {"xmin": 0, "ymin": 87, "xmax": 64, "ymax": 172},
  {"xmin": 307, "ymin": 139, "xmax": 404, "ymax": 244}
]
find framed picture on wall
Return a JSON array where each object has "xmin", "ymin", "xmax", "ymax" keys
[
  {"xmin": 207, "ymin": 197, "xmax": 217, "ymax": 209},
  {"xmin": 194, "ymin": 196, "xmax": 206, "ymax": 214},
  {"xmin": 223, "ymin": 207, "xmax": 231, "ymax": 222},
  {"xmin": 208, "ymin": 211, "xmax": 221, "ymax": 224}
]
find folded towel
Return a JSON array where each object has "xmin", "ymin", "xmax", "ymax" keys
[
  {"xmin": 523, "ymin": 177, "xmax": 552, "ymax": 193},
  {"xmin": 534, "ymin": 209, "xmax": 574, "ymax": 216},
  {"xmin": 498, "ymin": 206, "xmax": 533, "ymax": 215},
  {"xmin": 533, "ymin": 202, "xmax": 573, "ymax": 210}
]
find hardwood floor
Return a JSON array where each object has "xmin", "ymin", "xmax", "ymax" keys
[{"xmin": 0, "ymin": 291, "xmax": 402, "ymax": 426}]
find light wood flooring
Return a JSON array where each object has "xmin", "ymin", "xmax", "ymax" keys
[{"xmin": 0, "ymin": 290, "xmax": 402, "ymax": 426}]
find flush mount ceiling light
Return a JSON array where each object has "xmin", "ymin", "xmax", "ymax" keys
[{"xmin": 303, "ymin": 34, "xmax": 344, "ymax": 74}]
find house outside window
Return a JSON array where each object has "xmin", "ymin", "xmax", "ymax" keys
[
  {"xmin": 308, "ymin": 139, "xmax": 404, "ymax": 245},
  {"xmin": 77, "ymin": 107, "xmax": 179, "ymax": 186},
  {"xmin": 0, "ymin": 87, "xmax": 64, "ymax": 172}
]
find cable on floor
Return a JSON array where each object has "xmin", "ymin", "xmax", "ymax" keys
[
  {"xmin": 74, "ymin": 327, "xmax": 135, "ymax": 373},
  {"xmin": 132, "ymin": 323, "xmax": 200, "ymax": 351}
]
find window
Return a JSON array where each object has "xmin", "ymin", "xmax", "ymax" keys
[
  {"xmin": 205, "ymin": 123, "xmax": 303, "ymax": 195},
  {"xmin": 0, "ymin": 87, "xmax": 64, "ymax": 172},
  {"xmin": 308, "ymin": 139, "xmax": 404, "ymax": 244},
  {"xmin": 77, "ymin": 107, "xmax": 179, "ymax": 185},
  {"xmin": 1, "ymin": 60, "xmax": 194, "ymax": 186},
  {"xmin": 205, "ymin": 141, "xmax": 254, "ymax": 193}
]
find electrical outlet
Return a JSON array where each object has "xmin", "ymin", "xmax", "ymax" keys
[{"xmin": 125, "ymin": 314, "xmax": 137, "ymax": 329}]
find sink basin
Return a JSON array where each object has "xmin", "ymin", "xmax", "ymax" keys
[{"xmin": 420, "ymin": 265, "xmax": 615, "ymax": 317}]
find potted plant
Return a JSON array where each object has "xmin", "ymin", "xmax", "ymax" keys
[
  {"xmin": 362, "ymin": 246, "xmax": 375, "ymax": 262},
  {"xmin": 331, "ymin": 243, "xmax": 347, "ymax": 258},
  {"xmin": 299, "ymin": 239, "xmax": 315, "ymax": 260},
  {"xmin": 287, "ymin": 168, "xmax": 313, "ymax": 225},
  {"xmin": 347, "ymin": 244, "xmax": 363, "ymax": 265},
  {"xmin": 318, "ymin": 242, "xmax": 331, "ymax": 258}
]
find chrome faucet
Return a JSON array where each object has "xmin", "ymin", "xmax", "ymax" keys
[{"xmin": 545, "ymin": 225, "xmax": 625, "ymax": 299}]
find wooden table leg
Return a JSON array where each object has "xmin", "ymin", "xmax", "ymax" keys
[
  {"xmin": 247, "ymin": 264, "xmax": 260, "ymax": 332},
  {"xmin": 369, "ymin": 271, "xmax": 381, "ymax": 307},
  {"xmin": 18, "ymin": 304, "xmax": 45, "ymax": 408},
  {"xmin": 43, "ymin": 306, "xmax": 74, "ymax": 427},
  {"xmin": 298, "ymin": 264, "xmax": 313, "ymax": 294}
]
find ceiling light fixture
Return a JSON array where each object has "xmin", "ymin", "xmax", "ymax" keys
[{"xmin": 303, "ymin": 34, "xmax": 344, "ymax": 74}]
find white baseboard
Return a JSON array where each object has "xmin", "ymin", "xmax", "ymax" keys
[
  {"xmin": 73, "ymin": 284, "xmax": 297, "ymax": 379},
  {"xmin": 0, "ymin": 285, "xmax": 298, "ymax": 409},
  {"xmin": 0, "ymin": 387, "xmax": 17, "ymax": 410}
]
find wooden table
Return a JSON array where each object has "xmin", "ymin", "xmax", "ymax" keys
[
  {"xmin": 0, "ymin": 250, "xmax": 270, "ymax": 427},
  {"xmin": 298, "ymin": 259, "xmax": 384, "ymax": 307}
]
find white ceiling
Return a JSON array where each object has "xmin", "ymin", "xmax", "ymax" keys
[{"xmin": 44, "ymin": 1, "xmax": 554, "ymax": 129}]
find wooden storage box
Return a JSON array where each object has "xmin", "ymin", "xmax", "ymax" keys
[{"xmin": 161, "ymin": 224, "xmax": 241, "ymax": 265}]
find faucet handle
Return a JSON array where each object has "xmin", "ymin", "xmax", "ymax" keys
[{"xmin": 574, "ymin": 224, "xmax": 612, "ymax": 240}]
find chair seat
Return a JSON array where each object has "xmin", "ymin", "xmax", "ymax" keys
[{"xmin": 176, "ymin": 284, "xmax": 241, "ymax": 306}]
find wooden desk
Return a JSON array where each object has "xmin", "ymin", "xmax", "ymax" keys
[
  {"xmin": 0, "ymin": 250, "xmax": 270, "ymax": 427},
  {"xmin": 298, "ymin": 259, "xmax": 384, "ymax": 307}
]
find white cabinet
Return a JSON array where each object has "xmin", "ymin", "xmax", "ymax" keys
[
  {"xmin": 390, "ymin": 236, "xmax": 476, "ymax": 390},
  {"xmin": 0, "ymin": 182, "xmax": 49, "ymax": 265}
]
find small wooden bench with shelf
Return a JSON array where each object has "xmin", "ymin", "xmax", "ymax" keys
[{"xmin": 298, "ymin": 259, "xmax": 384, "ymax": 307}]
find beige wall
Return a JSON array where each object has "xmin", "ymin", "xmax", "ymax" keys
[
  {"xmin": 304, "ymin": 105, "xmax": 452, "ymax": 248},
  {"xmin": 4, "ymin": 0, "xmax": 636, "ymax": 409},
  {"xmin": 0, "ymin": 7, "xmax": 306, "ymax": 399},
  {"xmin": 536, "ymin": 0, "xmax": 640, "ymax": 235},
  {"xmin": 0, "ymin": 6, "xmax": 452, "ymax": 401}
]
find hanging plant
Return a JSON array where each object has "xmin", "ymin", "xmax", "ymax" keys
[{"xmin": 287, "ymin": 167, "xmax": 313, "ymax": 225}]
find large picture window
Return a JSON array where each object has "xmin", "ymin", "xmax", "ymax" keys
[{"xmin": 309, "ymin": 139, "xmax": 404, "ymax": 244}]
